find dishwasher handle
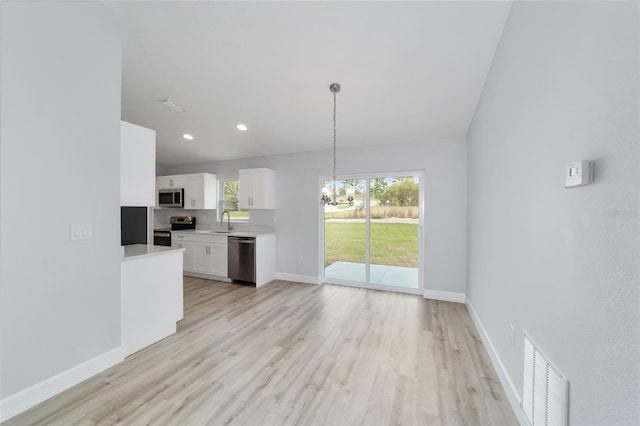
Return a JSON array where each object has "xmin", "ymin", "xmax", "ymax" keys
[{"xmin": 229, "ymin": 237, "xmax": 255, "ymax": 244}]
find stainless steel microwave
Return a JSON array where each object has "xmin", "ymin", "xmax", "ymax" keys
[{"xmin": 157, "ymin": 188, "xmax": 184, "ymax": 208}]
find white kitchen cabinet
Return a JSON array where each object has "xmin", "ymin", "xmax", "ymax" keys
[
  {"xmin": 192, "ymin": 242, "xmax": 212, "ymax": 274},
  {"xmin": 121, "ymin": 121, "xmax": 155, "ymax": 206},
  {"xmin": 156, "ymin": 175, "xmax": 176, "ymax": 190},
  {"xmin": 210, "ymin": 242, "xmax": 228, "ymax": 277},
  {"xmin": 172, "ymin": 232, "xmax": 228, "ymax": 279},
  {"xmin": 172, "ymin": 239, "xmax": 194, "ymax": 269},
  {"xmin": 183, "ymin": 173, "xmax": 217, "ymax": 210},
  {"xmin": 156, "ymin": 173, "xmax": 217, "ymax": 209},
  {"xmin": 238, "ymin": 168, "xmax": 275, "ymax": 209}
]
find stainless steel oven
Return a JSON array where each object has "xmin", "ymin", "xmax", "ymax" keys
[
  {"xmin": 153, "ymin": 229, "xmax": 172, "ymax": 247},
  {"xmin": 153, "ymin": 216, "xmax": 196, "ymax": 247}
]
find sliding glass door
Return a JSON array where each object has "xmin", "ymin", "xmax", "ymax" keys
[{"xmin": 322, "ymin": 172, "xmax": 422, "ymax": 294}]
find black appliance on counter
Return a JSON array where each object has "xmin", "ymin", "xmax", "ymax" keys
[
  {"xmin": 121, "ymin": 207, "xmax": 148, "ymax": 246},
  {"xmin": 153, "ymin": 216, "xmax": 196, "ymax": 247}
]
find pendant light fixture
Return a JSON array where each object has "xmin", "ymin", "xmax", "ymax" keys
[{"xmin": 322, "ymin": 83, "xmax": 341, "ymax": 206}]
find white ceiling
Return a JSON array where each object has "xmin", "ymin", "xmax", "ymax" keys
[{"xmin": 109, "ymin": 2, "xmax": 512, "ymax": 167}]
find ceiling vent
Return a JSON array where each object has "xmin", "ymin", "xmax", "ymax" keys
[{"xmin": 160, "ymin": 98, "xmax": 185, "ymax": 113}]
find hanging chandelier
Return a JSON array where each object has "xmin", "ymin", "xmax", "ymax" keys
[{"xmin": 322, "ymin": 83, "xmax": 341, "ymax": 206}]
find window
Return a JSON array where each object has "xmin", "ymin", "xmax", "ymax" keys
[{"xmin": 219, "ymin": 180, "xmax": 249, "ymax": 221}]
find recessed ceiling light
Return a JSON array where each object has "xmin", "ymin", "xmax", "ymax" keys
[
  {"xmin": 182, "ymin": 134, "xmax": 194, "ymax": 140},
  {"xmin": 236, "ymin": 124, "xmax": 248, "ymax": 131},
  {"xmin": 160, "ymin": 98, "xmax": 185, "ymax": 113}
]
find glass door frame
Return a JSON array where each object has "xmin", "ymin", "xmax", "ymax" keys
[{"xmin": 319, "ymin": 170, "xmax": 424, "ymax": 296}]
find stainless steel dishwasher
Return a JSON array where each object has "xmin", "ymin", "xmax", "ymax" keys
[{"xmin": 228, "ymin": 236, "xmax": 256, "ymax": 283}]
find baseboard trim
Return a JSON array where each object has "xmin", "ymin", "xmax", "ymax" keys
[
  {"xmin": 274, "ymin": 272, "xmax": 321, "ymax": 285},
  {"xmin": 466, "ymin": 299, "xmax": 528, "ymax": 426},
  {"xmin": 0, "ymin": 346, "xmax": 124, "ymax": 422},
  {"xmin": 423, "ymin": 289, "xmax": 466, "ymax": 303},
  {"xmin": 183, "ymin": 271, "xmax": 231, "ymax": 282}
]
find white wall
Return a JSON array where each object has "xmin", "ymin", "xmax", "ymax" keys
[
  {"xmin": 165, "ymin": 137, "xmax": 467, "ymax": 294},
  {"xmin": 0, "ymin": 1, "xmax": 122, "ymax": 402},
  {"xmin": 467, "ymin": 2, "xmax": 639, "ymax": 425}
]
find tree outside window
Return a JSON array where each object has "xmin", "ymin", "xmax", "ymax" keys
[{"xmin": 219, "ymin": 180, "xmax": 249, "ymax": 220}]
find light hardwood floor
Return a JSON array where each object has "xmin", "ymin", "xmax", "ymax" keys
[{"xmin": 5, "ymin": 278, "xmax": 518, "ymax": 426}]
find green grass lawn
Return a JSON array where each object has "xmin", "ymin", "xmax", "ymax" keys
[
  {"xmin": 324, "ymin": 221, "xmax": 418, "ymax": 267},
  {"xmin": 228, "ymin": 210, "xmax": 249, "ymax": 219}
]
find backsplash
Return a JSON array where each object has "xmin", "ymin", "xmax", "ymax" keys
[{"xmin": 154, "ymin": 208, "xmax": 275, "ymax": 232}]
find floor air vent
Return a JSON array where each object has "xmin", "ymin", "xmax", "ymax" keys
[{"xmin": 522, "ymin": 333, "xmax": 569, "ymax": 426}]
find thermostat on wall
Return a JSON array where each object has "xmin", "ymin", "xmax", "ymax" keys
[{"xmin": 565, "ymin": 160, "xmax": 593, "ymax": 188}]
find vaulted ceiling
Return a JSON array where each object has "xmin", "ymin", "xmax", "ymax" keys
[{"xmin": 109, "ymin": 2, "xmax": 512, "ymax": 167}]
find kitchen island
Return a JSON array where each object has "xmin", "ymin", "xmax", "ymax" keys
[{"xmin": 121, "ymin": 244, "xmax": 184, "ymax": 357}]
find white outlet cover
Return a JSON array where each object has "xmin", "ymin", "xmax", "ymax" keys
[{"xmin": 565, "ymin": 160, "xmax": 593, "ymax": 188}]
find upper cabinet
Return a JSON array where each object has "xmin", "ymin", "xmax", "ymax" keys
[
  {"xmin": 239, "ymin": 168, "xmax": 275, "ymax": 210},
  {"xmin": 183, "ymin": 173, "xmax": 217, "ymax": 209},
  {"xmin": 156, "ymin": 173, "xmax": 217, "ymax": 210},
  {"xmin": 121, "ymin": 121, "xmax": 156, "ymax": 207}
]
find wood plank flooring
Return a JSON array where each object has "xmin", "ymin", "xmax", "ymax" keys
[{"xmin": 4, "ymin": 278, "xmax": 518, "ymax": 426}]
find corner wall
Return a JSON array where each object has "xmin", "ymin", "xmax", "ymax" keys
[
  {"xmin": 0, "ymin": 2, "xmax": 123, "ymax": 418},
  {"xmin": 467, "ymin": 2, "xmax": 639, "ymax": 424}
]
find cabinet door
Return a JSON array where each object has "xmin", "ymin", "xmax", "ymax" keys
[
  {"xmin": 157, "ymin": 175, "xmax": 179, "ymax": 189},
  {"xmin": 192, "ymin": 243, "xmax": 212, "ymax": 274},
  {"xmin": 210, "ymin": 243, "xmax": 228, "ymax": 277},
  {"xmin": 183, "ymin": 174, "xmax": 202, "ymax": 210},
  {"xmin": 238, "ymin": 169, "xmax": 253, "ymax": 209},
  {"xmin": 121, "ymin": 121, "xmax": 156, "ymax": 207},
  {"xmin": 239, "ymin": 168, "xmax": 275, "ymax": 209},
  {"xmin": 250, "ymin": 169, "xmax": 275, "ymax": 209},
  {"xmin": 173, "ymin": 240, "xmax": 194, "ymax": 272},
  {"xmin": 172, "ymin": 173, "xmax": 217, "ymax": 210}
]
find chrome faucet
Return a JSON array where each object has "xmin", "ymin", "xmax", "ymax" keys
[{"xmin": 220, "ymin": 210, "xmax": 232, "ymax": 231}]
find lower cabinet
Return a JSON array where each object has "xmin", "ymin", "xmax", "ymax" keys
[
  {"xmin": 210, "ymin": 243, "xmax": 228, "ymax": 277},
  {"xmin": 172, "ymin": 233, "xmax": 228, "ymax": 279},
  {"xmin": 172, "ymin": 231, "xmax": 275, "ymax": 286}
]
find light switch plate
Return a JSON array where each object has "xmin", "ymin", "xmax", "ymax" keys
[
  {"xmin": 71, "ymin": 224, "xmax": 92, "ymax": 240},
  {"xmin": 565, "ymin": 160, "xmax": 593, "ymax": 188}
]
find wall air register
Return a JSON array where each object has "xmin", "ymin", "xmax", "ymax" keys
[{"xmin": 522, "ymin": 333, "xmax": 569, "ymax": 426}]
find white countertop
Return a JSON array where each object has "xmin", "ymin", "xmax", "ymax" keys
[
  {"xmin": 171, "ymin": 229, "xmax": 274, "ymax": 238},
  {"xmin": 122, "ymin": 244, "xmax": 185, "ymax": 261}
]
